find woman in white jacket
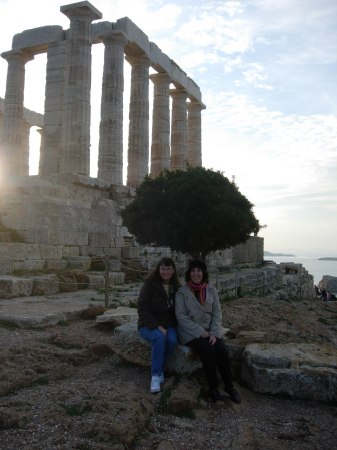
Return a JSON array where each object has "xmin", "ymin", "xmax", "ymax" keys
[{"xmin": 175, "ymin": 259, "xmax": 241, "ymax": 404}]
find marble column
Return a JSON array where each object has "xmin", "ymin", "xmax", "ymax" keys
[
  {"xmin": 0, "ymin": 50, "xmax": 34, "ymax": 176},
  {"xmin": 149, "ymin": 72, "xmax": 171, "ymax": 177},
  {"xmin": 170, "ymin": 88, "xmax": 188, "ymax": 170},
  {"xmin": 97, "ymin": 32, "xmax": 127, "ymax": 185},
  {"xmin": 39, "ymin": 41, "xmax": 67, "ymax": 176},
  {"xmin": 125, "ymin": 53, "xmax": 151, "ymax": 187},
  {"xmin": 60, "ymin": 2, "xmax": 102, "ymax": 175},
  {"xmin": 187, "ymin": 101, "xmax": 204, "ymax": 167},
  {"xmin": 21, "ymin": 121, "xmax": 31, "ymax": 176}
]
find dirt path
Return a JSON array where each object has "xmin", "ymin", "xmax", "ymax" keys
[{"xmin": 0, "ymin": 297, "xmax": 336, "ymax": 449}]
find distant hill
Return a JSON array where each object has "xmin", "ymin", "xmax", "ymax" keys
[
  {"xmin": 264, "ymin": 251, "xmax": 296, "ymax": 257},
  {"xmin": 318, "ymin": 257, "xmax": 337, "ymax": 261}
]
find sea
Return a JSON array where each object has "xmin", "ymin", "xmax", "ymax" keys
[{"xmin": 264, "ymin": 255, "xmax": 337, "ymax": 286}]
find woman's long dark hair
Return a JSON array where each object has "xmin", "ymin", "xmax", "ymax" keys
[{"xmin": 146, "ymin": 257, "xmax": 180, "ymax": 290}]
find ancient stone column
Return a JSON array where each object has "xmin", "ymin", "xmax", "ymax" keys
[
  {"xmin": 97, "ymin": 32, "xmax": 127, "ymax": 185},
  {"xmin": 170, "ymin": 88, "xmax": 188, "ymax": 170},
  {"xmin": 21, "ymin": 121, "xmax": 31, "ymax": 176},
  {"xmin": 60, "ymin": 2, "xmax": 102, "ymax": 176},
  {"xmin": 0, "ymin": 50, "xmax": 34, "ymax": 176},
  {"xmin": 39, "ymin": 41, "xmax": 67, "ymax": 176},
  {"xmin": 187, "ymin": 101, "xmax": 204, "ymax": 167},
  {"xmin": 149, "ymin": 72, "xmax": 171, "ymax": 177},
  {"xmin": 125, "ymin": 53, "xmax": 151, "ymax": 187}
]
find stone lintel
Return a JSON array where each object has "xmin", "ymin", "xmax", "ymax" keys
[
  {"xmin": 12, "ymin": 26, "xmax": 65, "ymax": 53},
  {"xmin": 61, "ymin": 1, "xmax": 102, "ymax": 21}
]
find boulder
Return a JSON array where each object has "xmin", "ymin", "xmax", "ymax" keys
[
  {"xmin": 319, "ymin": 275, "xmax": 337, "ymax": 293},
  {"xmin": 96, "ymin": 306, "xmax": 138, "ymax": 326},
  {"xmin": 241, "ymin": 342, "xmax": 337, "ymax": 403},
  {"xmin": 0, "ymin": 276, "xmax": 33, "ymax": 299},
  {"xmin": 113, "ymin": 322, "xmax": 202, "ymax": 375}
]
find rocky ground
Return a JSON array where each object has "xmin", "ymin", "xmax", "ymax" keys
[{"xmin": 0, "ymin": 294, "xmax": 336, "ymax": 450}]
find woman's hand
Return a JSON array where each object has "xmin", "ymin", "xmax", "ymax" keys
[
  {"xmin": 158, "ymin": 326, "xmax": 167, "ymax": 335},
  {"xmin": 201, "ymin": 330, "xmax": 209, "ymax": 338},
  {"xmin": 208, "ymin": 335, "xmax": 217, "ymax": 345}
]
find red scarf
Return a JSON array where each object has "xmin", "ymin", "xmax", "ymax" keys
[{"xmin": 188, "ymin": 281, "xmax": 207, "ymax": 305}]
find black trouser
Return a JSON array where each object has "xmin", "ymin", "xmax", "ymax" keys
[{"xmin": 187, "ymin": 337, "xmax": 233, "ymax": 390}]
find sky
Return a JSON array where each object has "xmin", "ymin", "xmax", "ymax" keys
[{"xmin": 0, "ymin": 0, "xmax": 336, "ymax": 257}]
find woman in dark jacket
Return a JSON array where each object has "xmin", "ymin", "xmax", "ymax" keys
[{"xmin": 138, "ymin": 257, "xmax": 180, "ymax": 393}]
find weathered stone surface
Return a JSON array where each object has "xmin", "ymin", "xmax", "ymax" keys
[
  {"xmin": 12, "ymin": 26, "xmax": 64, "ymax": 51},
  {"xmin": 241, "ymin": 343, "xmax": 337, "ymax": 403},
  {"xmin": 96, "ymin": 306, "xmax": 137, "ymax": 325},
  {"xmin": 319, "ymin": 275, "xmax": 337, "ymax": 293},
  {"xmin": 0, "ymin": 290, "xmax": 104, "ymax": 328},
  {"xmin": 113, "ymin": 321, "xmax": 202, "ymax": 375},
  {"xmin": 32, "ymin": 274, "xmax": 59, "ymax": 295},
  {"xmin": 0, "ymin": 276, "xmax": 33, "ymax": 299}
]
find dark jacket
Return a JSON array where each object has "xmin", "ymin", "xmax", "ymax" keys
[{"xmin": 138, "ymin": 279, "xmax": 177, "ymax": 330}]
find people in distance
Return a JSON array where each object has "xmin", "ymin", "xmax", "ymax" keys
[
  {"xmin": 175, "ymin": 259, "xmax": 241, "ymax": 404},
  {"xmin": 138, "ymin": 257, "xmax": 180, "ymax": 394}
]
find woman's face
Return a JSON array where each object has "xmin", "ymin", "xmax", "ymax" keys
[
  {"xmin": 190, "ymin": 268, "xmax": 203, "ymax": 284},
  {"xmin": 159, "ymin": 264, "xmax": 175, "ymax": 283}
]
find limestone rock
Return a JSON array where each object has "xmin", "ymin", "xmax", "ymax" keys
[
  {"xmin": 319, "ymin": 275, "xmax": 337, "ymax": 293},
  {"xmin": 241, "ymin": 342, "xmax": 337, "ymax": 403},
  {"xmin": 96, "ymin": 306, "xmax": 138, "ymax": 326},
  {"xmin": 0, "ymin": 276, "xmax": 33, "ymax": 299},
  {"xmin": 113, "ymin": 321, "xmax": 202, "ymax": 375},
  {"xmin": 32, "ymin": 274, "xmax": 60, "ymax": 295}
]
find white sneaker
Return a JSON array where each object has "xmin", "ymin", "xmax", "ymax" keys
[
  {"xmin": 159, "ymin": 373, "xmax": 165, "ymax": 384},
  {"xmin": 150, "ymin": 375, "xmax": 161, "ymax": 393}
]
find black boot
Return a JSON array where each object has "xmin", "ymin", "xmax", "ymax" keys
[
  {"xmin": 209, "ymin": 388, "xmax": 226, "ymax": 403},
  {"xmin": 225, "ymin": 387, "xmax": 241, "ymax": 404}
]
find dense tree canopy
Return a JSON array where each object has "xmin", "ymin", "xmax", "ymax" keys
[{"xmin": 121, "ymin": 167, "xmax": 261, "ymax": 259}]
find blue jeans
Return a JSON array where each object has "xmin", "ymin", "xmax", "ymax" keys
[{"xmin": 139, "ymin": 326, "xmax": 177, "ymax": 376}]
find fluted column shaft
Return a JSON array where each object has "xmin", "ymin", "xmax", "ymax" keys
[
  {"xmin": 0, "ymin": 50, "xmax": 33, "ymax": 176},
  {"xmin": 187, "ymin": 101, "xmax": 204, "ymax": 167},
  {"xmin": 39, "ymin": 41, "xmax": 67, "ymax": 176},
  {"xmin": 97, "ymin": 32, "xmax": 127, "ymax": 185},
  {"xmin": 21, "ymin": 121, "xmax": 31, "ymax": 175},
  {"xmin": 150, "ymin": 72, "xmax": 171, "ymax": 177},
  {"xmin": 170, "ymin": 89, "xmax": 188, "ymax": 170},
  {"xmin": 126, "ymin": 54, "xmax": 150, "ymax": 187},
  {"xmin": 60, "ymin": 3, "xmax": 102, "ymax": 175}
]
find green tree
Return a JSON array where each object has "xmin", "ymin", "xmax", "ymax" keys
[{"xmin": 121, "ymin": 167, "xmax": 261, "ymax": 260}]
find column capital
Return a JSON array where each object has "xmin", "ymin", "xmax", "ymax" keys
[
  {"xmin": 187, "ymin": 101, "xmax": 206, "ymax": 111},
  {"xmin": 1, "ymin": 49, "xmax": 34, "ymax": 64},
  {"xmin": 125, "ymin": 52, "xmax": 151, "ymax": 67},
  {"xmin": 170, "ymin": 88, "xmax": 188, "ymax": 100},
  {"xmin": 98, "ymin": 30, "xmax": 128, "ymax": 47},
  {"xmin": 61, "ymin": 2, "xmax": 102, "ymax": 22},
  {"xmin": 150, "ymin": 72, "xmax": 171, "ymax": 85}
]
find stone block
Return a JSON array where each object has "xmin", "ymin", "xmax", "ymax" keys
[
  {"xmin": 0, "ymin": 260, "xmax": 14, "ymax": 275},
  {"xmin": 13, "ymin": 260, "xmax": 45, "ymax": 272},
  {"xmin": 32, "ymin": 275, "xmax": 60, "ymax": 295},
  {"xmin": 241, "ymin": 343, "xmax": 337, "ymax": 403},
  {"xmin": 108, "ymin": 272, "xmax": 125, "ymax": 286},
  {"xmin": 66, "ymin": 257, "xmax": 92, "ymax": 271},
  {"xmin": 87, "ymin": 273, "xmax": 105, "ymax": 290},
  {"xmin": 37, "ymin": 245, "xmax": 63, "ymax": 260},
  {"xmin": 62, "ymin": 246, "xmax": 80, "ymax": 258},
  {"xmin": 44, "ymin": 259, "xmax": 68, "ymax": 271},
  {"xmin": 0, "ymin": 276, "xmax": 34, "ymax": 299},
  {"xmin": 96, "ymin": 306, "xmax": 138, "ymax": 325},
  {"xmin": 12, "ymin": 26, "xmax": 64, "ymax": 50},
  {"xmin": 113, "ymin": 321, "xmax": 202, "ymax": 375},
  {"xmin": 121, "ymin": 246, "xmax": 140, "ymax": 259},
  {"xmin": 109, "ymin": 259, "xmax": 122, "ymax": 271}
]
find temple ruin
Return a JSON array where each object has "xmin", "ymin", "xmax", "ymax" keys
[{"xmin": 0, "ymin": 1, "xmax": 263, "ymax": 279}]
